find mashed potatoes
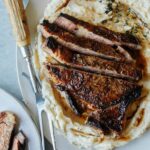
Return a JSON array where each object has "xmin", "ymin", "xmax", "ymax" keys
[{"xmin": 35, "ymin": 0, "xmax": 150, "ymax": 149}]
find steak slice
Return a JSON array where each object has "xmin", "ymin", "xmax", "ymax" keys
[
  {"xmin": 11, "ymin": 131, "xmax": 26, "ymax": 150},
  {"xmin": 55, "ymin": 13, "xmax": 141, "ymax": 50},
  {"xmin": 45, "ymin": 64, "xmax": 142, "ymax": 133},
  {"xmin": 40, "ymin": 20, "xmax": 133, "ymax": 62},
  {"xmin": 62, "ymin": 89, "xmax": 84, "ymax": 115},
  {"xmin": 45, "ymin": 64, "xmax": 142, "ymax": 110},
  {"xmin": 43, "ymin": 37, "xmax": 142, "ymax": 81},
  {"xmin": 0, "ymin": 112, "xmax": 16, "ymax": 150},
  {"xmin": 87, "ymin": 103, "xmax": 126, "ymax": 133},
  {"xmin": 59, "ymin": 87, "xmax": 131, "ymax": 133},
  {"xmin": 56, "ymin": 85, "xmax": 97, "ymax": 115}
]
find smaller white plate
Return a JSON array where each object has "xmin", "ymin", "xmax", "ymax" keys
[{"xmin": 0, "ymin": 88, "xmax": 41, "ymax": 150}]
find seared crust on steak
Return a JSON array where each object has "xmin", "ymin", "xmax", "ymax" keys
[
  {"xmin": 40, "ymin": 20, "xmax": 133, "ymax": 62},
  {"xmin": 45, "ymin": 64, "xmax": 142, "ymax": 109},
  {"xmin": 43, "ymin": 37, "xmax": 142, "ymax": 81},
  {"xmin": 87, "ymin": 87, "xmax": 142, "ymax": 133},
  {"xmin": 55, "ymin": 13, "xmax": 141, "ymax": 50},
  {"xmin": 44, "ymin": 64, "xmax": 142, "ymax": 133},
  {"xmin": 39, "ymin": 8, "xmax": 145, "ymax": 134}
]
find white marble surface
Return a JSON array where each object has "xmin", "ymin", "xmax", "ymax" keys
[{"xmin": 0, "ymin": 1, "xmax": 22, "ymax": 99}]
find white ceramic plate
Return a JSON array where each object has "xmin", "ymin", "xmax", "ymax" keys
[
  {"xmin": 0, "ymin": 88, "xmax": 41, "ymax": 150},
  {"xmin": 16, "ymin": 0, "xmax": 150, "ymax": 150}
]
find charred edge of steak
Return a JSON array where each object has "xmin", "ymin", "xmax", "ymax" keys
[
  {"xmin": 47, "ymin": 37, "xmax": 58, "ymax": 49},
  {"xmin": 45, "ymin": 64, "xmax": 143, "ymax": 133},
  {"xmin": 88, "ymin": 83, "xmax": 142, "ymax": 110},
  {"xmin": 87, "ymin": 86, "xmax": 142, "ymax": 133},
  {"xmin": 44, "ymin": 37, "xmax": 142, "ymax": 81},
  {"xmin": 56, "ymin": 85, "xmax": 83, "ymax": 115},
  {"xmin": 86, "ymin": 105, "xmax": 124, "ymax": 134},
  {"xmin": 119, "ymin": 85, "xmax": 142, "ymax": 108},
  {"xmin": 87, "ymin": 113, "xmax": 110, "ymax": 134},
  {"xmin": 59, "ymin": 13, "xmax": 141, "ymax": 49},
  {"xmin": 56, "ymin": 84, "xmax": 98, "ymax": 112},
  {"xmin": 42, "ymin": 20, "xmax": 54, "ymax": 29},
  {"xmin": 46, "ymin": 64, "xmax": 142, "ymax": 110},
  {"xmin": 41, "ymin": 20, "xmax": 132, "ymax": 62}
]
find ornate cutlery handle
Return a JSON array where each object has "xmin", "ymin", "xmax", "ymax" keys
[
  {"xmin": 4, "ymin": 0, "xmax": 30, "ymax": 47},
  {"xmin": 4, "ymin": 0, "xmax": 38, "ymax": 92}
]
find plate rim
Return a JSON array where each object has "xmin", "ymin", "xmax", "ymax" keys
[{"xmin": 0, "ymin": 88, "xmax": 41, "ymax": 150}]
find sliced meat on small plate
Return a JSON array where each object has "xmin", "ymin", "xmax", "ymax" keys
[
  {"xmin": 0, "ymin": 89, "xmax": 41, "ymax": 150},
  {"xmin": 0, "ymin": 112, "xmax": 16, "ymax": 150},
  {"xmin": 11, "ymin": 131, "xmax": 26, "ymax": 150}
]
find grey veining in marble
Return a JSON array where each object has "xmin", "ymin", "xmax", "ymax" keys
[{"xmin": 0, "ymin": 1, "xmax": 22, "ymax": 99}]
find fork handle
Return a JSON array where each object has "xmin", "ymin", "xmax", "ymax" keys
[{"xmin": 4, "ymin": 0, "xmax": 30, "ymax": 47}]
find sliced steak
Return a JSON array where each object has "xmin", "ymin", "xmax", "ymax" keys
[
  {"xmin": 0, "ymin": 112, "xmax": 16, "ymax": 150},
  {"xmin": 57, "ymin": 84, "xmax": 125, "ymax": 133},
  {"xmin": 43, "ymin": 37, "xmax": 142, "ymax": 81},
  {"xmin": 11, "ymin": 131, "xmax": 26, "ymax": 150},
  {"xmin": 45, "ymin": 64, "xmax": 142, "ymax": 133},
  {"xmin": 55, "ymin": 13, "xmax": 141, "ymax": 50},
  {"xmin": 87, "ymin": 103, "xmax": 126, "ymax": 133},
  {"xmin": 56, "ymin": 85, "xmax": 97, "ymax": 115},
  {"xmin": 63, "ymin": 89, "xmax": 84, "ymax": 115},
  {"xmin": 40, "ymin": 20, "xmax": 133, "ymax": 62},
  {"xmin": 45, "ymin": 64, "xmax": 142, "ymax": 110}
]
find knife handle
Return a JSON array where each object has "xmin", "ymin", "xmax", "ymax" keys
[{"xmin": 4, "ymin": 0, "xmax": 30, "ymax": 47}]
